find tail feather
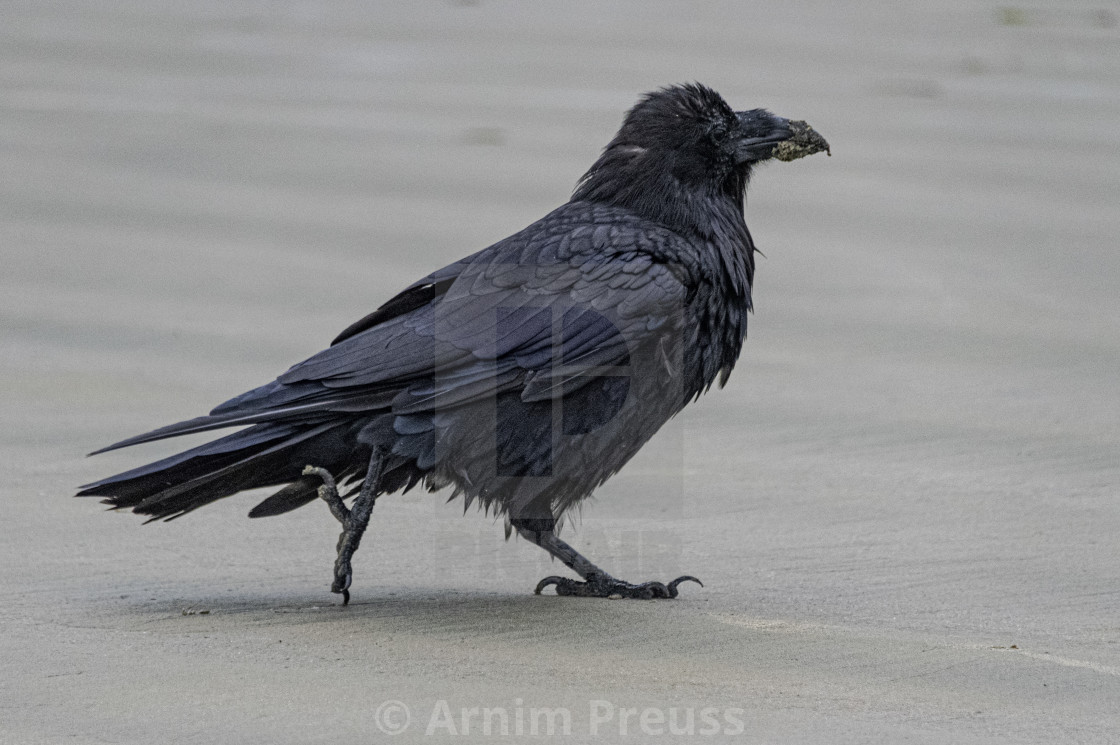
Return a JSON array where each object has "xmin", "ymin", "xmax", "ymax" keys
[
  {"xmin": 247, "ymin": 477, "xmax": 322, "ymax": 518},
  {"xmin": 136, "ymin": 422, "xmax": 340, "ymax": 521},
  {"xmin": 79, "ymin": 421, "xmax": 302, "ymax": 493},
  {"xmin": 79, "ymin": 420, "xmax": 365, "ymax": 521}
]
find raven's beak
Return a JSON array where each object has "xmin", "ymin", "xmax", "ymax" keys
[
  {"xmin": 771, "ymin": 120, "xmax": 830, "ymax": 162},
  {"xmin": 733, "ymin": 111, "xmax": 793, "ymax": 164},
  {"xmin": 734, "ymin": 112, "xmax": 830, "ymax": 164}
]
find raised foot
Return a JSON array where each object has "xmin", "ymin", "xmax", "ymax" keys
[
  {"xmin": 303, "ymin": 465, "xmax": 357, "ymax": 606},
  {"xmin": 534, "ymin": 573, "xmax": 702, "ymax": 599}
]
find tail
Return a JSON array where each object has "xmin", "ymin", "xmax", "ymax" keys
[{"xmin": 77, "ymin": 418, "xmax": 372, "ymax": 521}]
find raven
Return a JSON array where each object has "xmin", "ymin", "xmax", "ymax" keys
[{"xmin": 79, "ymin": 83, "xmax": 828, "ymax": 602}]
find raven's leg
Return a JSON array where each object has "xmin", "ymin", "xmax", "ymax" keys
[
  {"xmin": 511, "ymin": 517, "xmax": 702, "ymax": 599},
  {"xmin": 303, "ymin": 449, "xmax": 384, "ymax": 606}
]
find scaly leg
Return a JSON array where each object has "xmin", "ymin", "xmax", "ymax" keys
[
  {"xmin": 303, "ymin": 449, "xmax": 384, "ymax": 605},
  {"xmin": 512, "ymin": 517, "xmax": 702, "ymax": 599}
]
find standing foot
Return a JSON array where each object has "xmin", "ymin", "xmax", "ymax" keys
[{"xmin": 534, "ymin": 573, "xmax": 702, "ymax": 599}]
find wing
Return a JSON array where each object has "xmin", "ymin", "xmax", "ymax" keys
[
  {"xmin": 278, "ymin": 203, "xmax": 697, "ymax": 407},
  {"xmin": 94, "ymin": 204, "xmax": 700, "ymax": 454}
]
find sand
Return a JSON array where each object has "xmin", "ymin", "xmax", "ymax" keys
[{"xmin": 2, "ymin": 2, "xmax": 1118, "ymax": 742}]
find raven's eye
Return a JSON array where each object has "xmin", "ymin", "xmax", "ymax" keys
[{"xmin": 707, "ymin": 116, "xmax": 739, "ymax": 152}]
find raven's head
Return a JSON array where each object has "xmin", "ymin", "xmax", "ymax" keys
[
  {"xmin": 615, "ymin": 84, "xmax": 797, "ymax": 178},
  {"xmin": 573, "ymin": 83, "xmax": 827, "ymax": 236}
]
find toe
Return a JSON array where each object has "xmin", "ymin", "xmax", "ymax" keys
[{"xmin": 667, "ymin": 575, "xmax": 703, "ymax": 598}]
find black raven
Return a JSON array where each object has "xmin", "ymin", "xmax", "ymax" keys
[{"xmin": 79, "ymin": 83, "xmax": 828, "ymax": 602}]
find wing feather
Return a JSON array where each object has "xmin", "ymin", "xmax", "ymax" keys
[{"xmin": 183, "ymin": 204, "xmax": 698, "ymax": 429}]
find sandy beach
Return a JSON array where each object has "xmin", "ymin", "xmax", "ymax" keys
[{"xmin": 2, "ymin": 2, "xmax": 1118, "ymax": 742}]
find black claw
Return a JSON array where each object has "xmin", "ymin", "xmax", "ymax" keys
[
  {"xmin": 534, "ymin": 576, "xmax": 565, "ymax": 595},
  {"xmin": 332, "ymin": 568, "xmax": 353, "ymax": 596},
  {"xmin": 667, "ymin": 575, "xmax": 703, "ymax": 598},
  {"xmin": 341, "ymin": 588, "xmax": 350, "ymax": 606},
  {"xmin": 533, "ymin": 574, "xmax": 703, "ymax": 599}
]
